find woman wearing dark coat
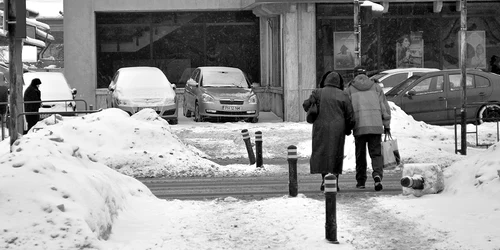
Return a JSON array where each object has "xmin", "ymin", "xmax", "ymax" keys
[
  {"xmin": 302, "ymin": 71, "xmax": 355, "ymax": 191},
  {"xmin": 23, "ymin": 78, "xmax": 42, "ymax": 133}
]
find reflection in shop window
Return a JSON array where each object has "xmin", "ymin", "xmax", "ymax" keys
[{"xmin": 96, "ymin": 11, "xmax": 259, "ymax": 89}]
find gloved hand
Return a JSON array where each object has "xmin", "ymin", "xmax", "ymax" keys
[{"xmin": 384, "ymin": 127, "xmax": 391, "ymax": 135}]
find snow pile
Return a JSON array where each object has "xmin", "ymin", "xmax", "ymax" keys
[
  {"xmin": 443, "ymin": 141, "xmax": 500, "ymax": 197},
  {"xmin": 31, "ymin": 108, "xmax": 222, "ymax": 177},
  {"xmin": 0, "ymin": 133, "xmax": 153, "ymax": 249}
]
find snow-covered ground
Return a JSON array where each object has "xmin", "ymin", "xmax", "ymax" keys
[{"xmin": 1, "ymin": 102, "xmax": 499, "ymax": 249}]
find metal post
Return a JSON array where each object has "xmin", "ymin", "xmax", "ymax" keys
[
  {"xmin": 459, "ymin": 0, "xmax": 468, "ymax": 155},
  {"xmin": 1, "ymin": 115, "xmax": 4, "ymax": 140},
  {"xmin": 400, "ymin": 176, "xmax": 424, "ymax": 190},
  {"xmin": 241, "ymin": 129, "xmax": 256, "ymax": 165},
  {"xmin": 324, "ymin": 173, "xmax": 339, "ymax": 244},
  {"xmin": 255, "ymin": 131, "xmax": 263, "ymax": 168},
  {"xmin": 454, "ymin": 107, "xmax": 458, "ymax": 154},
  {"xmin": 287, "ymin": 145, "xmax": 298, "ymax": 197},
  {"xmin": 353, "ymin": 0, "xmax": 361, "ymax": 67}
]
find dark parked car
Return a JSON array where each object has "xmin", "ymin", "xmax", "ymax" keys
[
  {"xmin": 370, "ymin": 68, "xmax": 439, "ymax": 93},
  {"xmin": 183, "ymin": 66, "xmax": 259, "ymax": 123},
  {"xmin": 386, "ymin": 69, "xmax": 500, "ymax": 125}
]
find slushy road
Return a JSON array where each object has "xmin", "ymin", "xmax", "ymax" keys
[{"xmin": 138, "ymin": 171, "xmax": 404, "ymax": 200}]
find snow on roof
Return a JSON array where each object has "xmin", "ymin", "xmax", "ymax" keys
[{"xmin": 26, "ymin": 0, "xmax": 63, "ymax": 19}]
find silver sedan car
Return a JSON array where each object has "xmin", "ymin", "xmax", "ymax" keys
[{"xmin": 183, "ymin": 66, "xmax": 259, "ymax": 123}]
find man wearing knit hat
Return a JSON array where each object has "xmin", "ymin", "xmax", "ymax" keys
[{"xmin": 345, "ymin": 68, "xmax": 391, "ymax": 191}]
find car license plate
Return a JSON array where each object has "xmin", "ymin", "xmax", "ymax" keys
[
  {"xmin": 137, "ymin": 107, "xmax": 160, "ymax": 112},
  {"xmin": 222, "ymin": 106, "xmax": 241, "ymax": 111}
]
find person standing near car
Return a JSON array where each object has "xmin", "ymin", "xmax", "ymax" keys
[
  {"xmin": 0, "ymin": 73, "xmax": 8, "ymax": 126},
  {"xmin": 490, "ymin": 55, "xmax": 500, "ymax": 74},
  {"xmin": 303, "ymin": 71, "xmax": 355, "ymax": 191},
  {"xmin": 23, "ymin": 78, "xmax": 42, "ymax": 133},
  {"xmin": 345, "ymin": 67, "xmax": 391, "ymax": 191}
]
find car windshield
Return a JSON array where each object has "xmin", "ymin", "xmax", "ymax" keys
[
  {"xmin": 116, "ymin": 68, "xmax": 175, "ymax": 98},
  {"xmin": 23, "ymin": 72, "xmax": 73, "ymax": 101},
  {"xmin": 202, "ymin": 70, "xmax": 248, "ymax": 88},
  {"xmin": 385, "ymin": 75, "xmax": 422, "ymax": 97}
]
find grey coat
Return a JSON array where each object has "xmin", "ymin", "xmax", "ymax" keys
[{"xmin": 303, "ymin": 73, "xmax": 355, "ymax": 174}]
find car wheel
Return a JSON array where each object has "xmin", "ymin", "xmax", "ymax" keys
[
  {"xmin": 250, "ymin": 117, "xmax": 259, "ymax": 123},
  {"xmin": 169, "ymin": 118, "xmax": 178, "ymax": 125},
  {"xmin": 183, "ymin": 100, "xmax": 191, "ymax": 118},
  {"xmin": 194, "ymin": 103, "xmax": 204, "ymax": 122},
  {"xmin": 477, "ymin": 104, "xmax": 500, "ymax": 124}
]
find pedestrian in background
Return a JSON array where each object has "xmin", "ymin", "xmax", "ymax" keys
[
  {"xmin": 303, "ymin": 71, "xmax": 355, "ymax": 191},
  {"xmin": 490, "ymin": 55, "xmax": 500, "ymax": 74},
  {"xmin": 345, "ymin": 66, "xmax": 391, "ymax": 191},
  {"xmin": 23, "ymin": 78, "xmax": 42, "ymax": 133},
  {"xmin": 0, "ymin": 73, "xmax": 8, "ymax": 124}
]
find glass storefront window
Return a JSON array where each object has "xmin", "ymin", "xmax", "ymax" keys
[
  {"xmin": 316, "ymin": 2, "xmax": 500, "ymax": 83},
  {"xmin": 96, "ymin": 11, "xmax": 259, "ymax": 89}
]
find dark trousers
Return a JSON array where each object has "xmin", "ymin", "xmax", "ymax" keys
[
  {"xmin": 25, "ymin": 114, "xmax": 40, "ymax": 133},
  {"xmin": 354, "ymin": 134, "xmax": 383, "ymax": 185}
]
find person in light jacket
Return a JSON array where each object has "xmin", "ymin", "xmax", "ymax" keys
[
  {"xmin": 345, "ymin": 70, "xmax": 391, "ymax": 191},
  {"xmin": 303, "ymin": 71, "xmax": 355, "ymax": 191}
]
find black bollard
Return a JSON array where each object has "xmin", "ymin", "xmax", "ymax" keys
[
  {"xmin": 241, "ymin": 129, "xmax": 256, "ymax": 165},
  {"xmin": 324, "ymin": 173, "xmax": 339, "ymax": 244},
  {"xmin": 401, "ymin": 176, "xmax": 425, "ymax": 190},
  {"xmin": 255, "ymin": 131, "xmax": 263, "ymax": 168},
  {"xmin": 287, "ymin": 145, "xmax": 298, "ymax": 197}
]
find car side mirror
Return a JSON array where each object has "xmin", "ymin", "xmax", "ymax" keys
[
  {"xmin": 108, "ymin": 85, "xmax": 115, "ymax": 91},
  {"xmin": 171, "ymin": 83, "xmax": 177, "ymax": 90},
  {"xmin": 405, "ymin": 89, "xmax": 416, "ymax": 98},
  {"xmin": 186, "ymin": 79, "xmax": 198, "ymax": 87},
  {"xmin": 71, "ymin": 88, "xmax": 77, "ymax": 96}
]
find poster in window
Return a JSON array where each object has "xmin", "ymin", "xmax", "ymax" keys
[
  {"xmin": 396, "ymin": 31, "xmax": 424, "ymax": 68},
  {"xmin": 464, "ymin": 31, "xmax": 486, "ymax": 69},
  {"xmin": 333, "ymin": 32, "xmax": 355, "ymax": 70}
]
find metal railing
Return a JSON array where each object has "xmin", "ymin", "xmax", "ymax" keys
[
  {"xmin": 0, "ymin": 99, "xmax": 102, "ymax": 140},
  {"xmin": 454, "ymin": 104, "xmax": 500, "ymax": 154}
]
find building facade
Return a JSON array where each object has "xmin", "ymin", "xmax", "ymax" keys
[{"xmin": 64, "ymin": 0, "xmax": 500, "ymax": 122}]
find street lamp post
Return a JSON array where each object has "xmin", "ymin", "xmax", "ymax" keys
[
  {"xmin": 353, "ymin": 1, "xmax": 384, "ymax": 68},
  {"xmin": 459, "ymin": 0, "xmax": 467, "ymax": 155}
]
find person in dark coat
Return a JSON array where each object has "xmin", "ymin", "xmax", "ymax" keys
[
  {"xmin": 490, "ymin": 55, "xmax": 500, "ymax": 74},
  {"xmin": 302, "ymin": 71, "xmax": 355, "ymax": 191},
  {"xmin": 0, "ymin": 73, "xmax": 8, "ymax": 117},
  {"xmin": 23, "ymin": 78, "xmax": 42, "ymax": 133},
  {"xmin": 0, "ymin": 73, "xmax": 8, "ymax": 131},
  {"xmin": 318, "ymin": 70, "xmax": 332, "ymax": 88}
]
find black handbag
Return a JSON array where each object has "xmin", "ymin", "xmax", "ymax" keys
[{"xmin": 306, "ymin": 102, "xmax": 319, "ymax": 124}]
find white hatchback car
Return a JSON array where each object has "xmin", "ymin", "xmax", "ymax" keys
[
  {"xmin": 106, "ymin": 66, "xmax": 178, "ymax": 124},
  {"xmin": 370, "ymin": 68, "xmax": 440, "ymax": 93}
]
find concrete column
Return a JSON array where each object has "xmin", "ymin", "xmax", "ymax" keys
[
  {"xmin": 64, "ymin": 0, "xmax": 96, "ymax": 110},
  {"xmin": 283, "ymin": 3, "xmax": 316, "ymax": 122},
  {"xmin": 282, "ymin": 4, "xmax": 299, "ymax": 122}
]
